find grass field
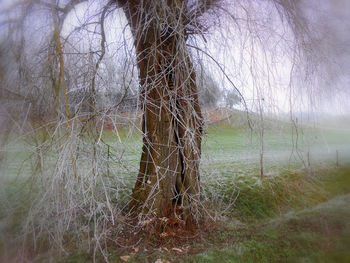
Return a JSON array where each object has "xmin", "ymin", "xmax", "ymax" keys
[{"xmin": 0, "ymin": 115, "xmax": 350, "ymax": 262}]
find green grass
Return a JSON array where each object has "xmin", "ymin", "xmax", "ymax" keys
[
  {"xmin": 1, "ymin": 119, "xmax": 350, "ymax": 262},
  {"xmin": 50, "ymin": 166, "xmax": 350, "ymax": 263},
  {"xmin": 190, "ymin": 208, "xmax": 349, "ymax": 263},
  {"xmin": 187, "ymin": 168, "xmax": 350, "ymax": 263},
  {"xmin": 322, "ymin": 166, "xmax": 350, "ymax": 196}
]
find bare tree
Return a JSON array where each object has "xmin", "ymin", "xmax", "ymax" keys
[
  {"xmin": 114, "ymin": 0, "xmax": 314, "ymax": 226},
  {"xmin": 116, "ymin": 0, "xmax": 217, "ymax": 226}
]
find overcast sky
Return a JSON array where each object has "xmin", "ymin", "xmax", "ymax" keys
[{"xmin": 1, "ymin": 0, "xmax": 350, "ymax": 116}]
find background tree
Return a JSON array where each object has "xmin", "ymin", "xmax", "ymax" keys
[
  {"xmin": 197, "ymin": 68, "xmax": 222, "ymax": 108},
  {"xmin": 224, "ymin": 89, "xmax": 240, "ymax": 109}
]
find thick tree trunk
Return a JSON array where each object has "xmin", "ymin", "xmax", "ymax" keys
[{"xmin": 122, "ymin": 0, "xmax": 203, "ymax": 226}]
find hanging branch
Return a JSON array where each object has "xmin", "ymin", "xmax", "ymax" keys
[
  {"xmin": 89, "ymin": 4, "xmax": 110, "ymax": 119},
  {"xmin": 187, "ymin": 44, "xmax": 253, "ymax": 130},
  {"xmin": 51, "ymin": 0, "xmax": 70, "ymax": 119}
]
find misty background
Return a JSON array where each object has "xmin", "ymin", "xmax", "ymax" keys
[
  {"xmin": 0, "ymin": 0, "xmax": 350, "ymax": 120},
  {"xmin": 0, "ymin": 0, "xmax": 350, "ymax": 262}
]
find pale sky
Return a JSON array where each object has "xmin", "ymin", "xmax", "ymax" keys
[{"xmin": 1, "ymin": 0, "xmax": 350, "ymax": 116}]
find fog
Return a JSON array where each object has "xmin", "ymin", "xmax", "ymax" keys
[
  {"xmin": 0, "ymin": 1, "xmax": 350, "ymax": 262},
  {"xmin": 1, "ymin": 0, "xmax": 350, "ymax": 117}
]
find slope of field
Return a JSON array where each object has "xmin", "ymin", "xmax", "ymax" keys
[{"xmin": 0, "ymin": 108, "xmax": 350, "ymax": 262}]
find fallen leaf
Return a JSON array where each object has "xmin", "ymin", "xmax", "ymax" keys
[
  {"xmin": 171, "ymin": 247, "xmax": 183, "ymax": 253},
  {"xmin": 159, "ymin": 217, "xmax": 168, "ymax": 223},
  {"xmin": 160, "ymin": 232, "xmax": 168, "ymax": 238},
  {"xmin": 182, "ymin": 245, "xmax": 190, "ymax": 252},
  {"xmin": 120, "ymin": 255, "xmax": 130, "ymax": 262},
  {"xmin": 155, "ymin": 259, "xmax": 171, "ymax": 263},
  {"xmin": 138, "ymin": 218, "xmax": 154, "ymax": 227},
  {"xmin": 134, "ymin": 247, "xmax": 139, "ymax": 253}
]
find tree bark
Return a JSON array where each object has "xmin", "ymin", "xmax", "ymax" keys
[{"xmin": 121, "ymin": 0, "xmax": 203, "ymax": 226}]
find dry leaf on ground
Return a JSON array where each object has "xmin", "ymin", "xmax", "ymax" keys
[
  {"xmin": 120, "ymin": 255, "xmax": 130, "ymax": 262},
  {"xmin": 160, "ymin": 232, "xmax": 168, "ymax": 238},
  {"xmin": 154, "ymin": 259, "xmax": 171, "ymax": 263},
  {"xmin": 171, "ymin": 247, "xmax": 183, "ymax": 253}
]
